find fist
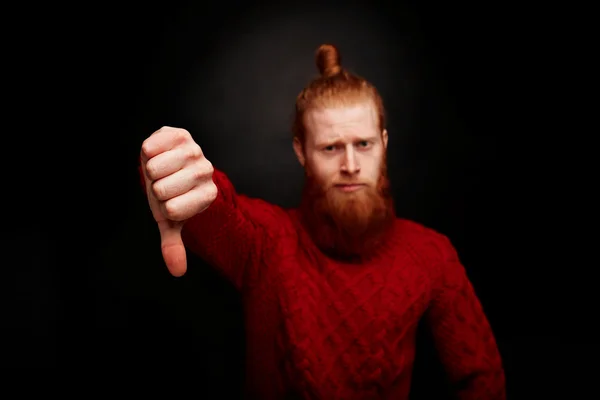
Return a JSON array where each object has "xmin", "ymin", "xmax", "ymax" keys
[{"xmin": 140, "ymin": 126, "xmax": 218, "ymax": 276}]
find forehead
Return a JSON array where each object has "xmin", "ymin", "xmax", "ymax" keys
[{"xmin": 304, "ymin": 102, "xmax": 378, "ymax": 143}]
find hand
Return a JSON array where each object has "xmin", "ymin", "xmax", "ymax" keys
[{"xmin": 140, "ymin": 126, "xmax": 218, "ymax": 277}]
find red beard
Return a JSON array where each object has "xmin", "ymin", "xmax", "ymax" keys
[{"xmin": 298, "ymin": 157, "xmax": 396, "ymax": 260}]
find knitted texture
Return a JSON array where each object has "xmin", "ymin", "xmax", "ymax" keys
[{"xmin": 142, "ymin": 166, "xmax": 506, "ymax": 399}]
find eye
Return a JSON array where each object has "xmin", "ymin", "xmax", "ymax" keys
[
  {"xmin": 357, "ymin": 140, "xmax": 371, "ymax": 149},
  {"xmin": 323, "ymin": 145, "xmax": 336, "ymax": 152}
]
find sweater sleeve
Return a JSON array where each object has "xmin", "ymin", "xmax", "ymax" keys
[
  {"xmin": 426, "ymin": 236, "xmax": 506, "ymax": 400},
  {"xmin": 138, "ymin": 161, "xmax": 283, "ymax": 291}
]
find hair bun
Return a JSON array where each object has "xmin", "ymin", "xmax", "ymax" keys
[{"xmin": 315, "ymin": 44, "xmax": 342, "ymax": 77}]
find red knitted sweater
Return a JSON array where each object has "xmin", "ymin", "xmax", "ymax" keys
[{"xmin": 144, "ymin": 168, "xmax": 506, "ymax": 399}]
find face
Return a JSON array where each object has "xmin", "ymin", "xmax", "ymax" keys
[
  {"xmin": 293, "ymin": 101, "xmax": 394, "ymax": 259},
  {"xmin": 294, "ymin": 102, "xmax": 388, "ymax": 191}
]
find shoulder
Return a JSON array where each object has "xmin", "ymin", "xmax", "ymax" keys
[
  {"xmin": 234, "ymin": 195, "xmax": 294, "ymax": 237},
  {"xmin": 393, "ymin": 218, "xmax": 470, "ymax": 291},
  {"xmin": 212, "ymin": 168, "xmax": 294, "ymax": 232},
  {"xmin": 393, "ymin": 218, "xmax": 459, "ymax": 266}
]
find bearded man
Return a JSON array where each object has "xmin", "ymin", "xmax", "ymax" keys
[{"xmin": 138, "ymin": 44, "xmax": 506, "ymax": 399}]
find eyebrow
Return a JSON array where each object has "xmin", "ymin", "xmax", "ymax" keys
[{"xmin": 315, "ymin": 135, "xmax": 379, "ymax": 147}]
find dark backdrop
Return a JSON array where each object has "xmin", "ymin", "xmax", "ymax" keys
[{"xmin": 3, "ymin": 0, "xmax": 594, "ymax": 398}]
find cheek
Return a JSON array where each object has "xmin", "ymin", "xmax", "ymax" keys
[
  {"xmin": 361, "ymin": 155, "xmax": 383, "ymax": 182},
  {"xmin": 307, "ymin": 159, "xmax": 337, "ymax": 183}
]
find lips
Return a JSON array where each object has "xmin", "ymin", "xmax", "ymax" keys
[{"xmin": 335, "ymin": 183, "xmax": 365, "ymax": 192}]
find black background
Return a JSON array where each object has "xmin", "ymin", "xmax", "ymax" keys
[{"xmin": 3, "ymin": 0, "xmax": 594, "ymax": 398}]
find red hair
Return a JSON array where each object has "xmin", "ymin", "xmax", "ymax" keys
[{"xmin": 292, "ymin": 44, "xmax": 386, "ymax": 144}]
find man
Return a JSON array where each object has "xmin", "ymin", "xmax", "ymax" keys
[{"xmin": 139, "ymin": 44, "xmax": 506, "ymax": 399}]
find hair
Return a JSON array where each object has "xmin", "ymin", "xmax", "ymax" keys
[{"xmin": 292, "ymin": 43, "xmax": 386, "ymax": 144}]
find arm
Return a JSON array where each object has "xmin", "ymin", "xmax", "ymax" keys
[
  {"xmin": 426, "ymin": 236, "xmax": 506, "ymax": 399},
  {"xmin": 138, "ymin": 160, "xmax": 282, "ymax": 290},
  {"xmin": 180, "ymin": 168, "xmax": 284, "ymax": 290}
]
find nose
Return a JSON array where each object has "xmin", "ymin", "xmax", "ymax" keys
[{"xmin": 341, "ymin": 146, "xmax": 360, "ymax": 174}]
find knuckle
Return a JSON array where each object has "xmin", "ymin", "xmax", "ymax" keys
[
  {"xmin": 192, "ymin": 165, "xmax": 204, "ymax": 182},
  {"xmin": 141, "ymin": 139, "xmax": 153, "ymax": 159},
  {"xmin": 151, "ymin": 181, "xmax": 166, "ymax": 201},
  {"xmin": 192, "ymin": 160, "xmax": 211, "ymax": 182},
  {"xmin": 204, "ymin": 159, "xmax": 214, "ymax": 175},
  {"xmin": 174, "ymin": 128, "xmax": 190, "ymax": 143},
  {"xmin": 160, "ymin": 125, "xmax": 177, "ymax": 134},
  {"xmin": 207, "ymin": 181, "xmax": 218, "ymax": 201},
  {"xmin": 145, "ymin": 161, "xmax": 157, "ymax": 180},
  {"xmin": 186, "ymin": 144, "xmax": 203, "ymax": 160},
  {"xmin": 163, "ymin": 199, "xmax": 181, "ymax": 221}
]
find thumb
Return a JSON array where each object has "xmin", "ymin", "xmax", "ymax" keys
[{"xmin": 157, "ymin": 220, "xmax": 187, "ymax": 277}]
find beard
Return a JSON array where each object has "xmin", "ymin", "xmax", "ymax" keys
[{"xmin": 298, "ymin": 155, "xmax": 396, "ymax": 260}]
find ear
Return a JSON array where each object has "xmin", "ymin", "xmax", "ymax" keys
[
  {"xmin": 382, "ymin": 129, "xmax": 388, "ymax": 149},
  {"xmin": 293, "ymin": 136, "xmax": 306, "ymax": 167}
]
